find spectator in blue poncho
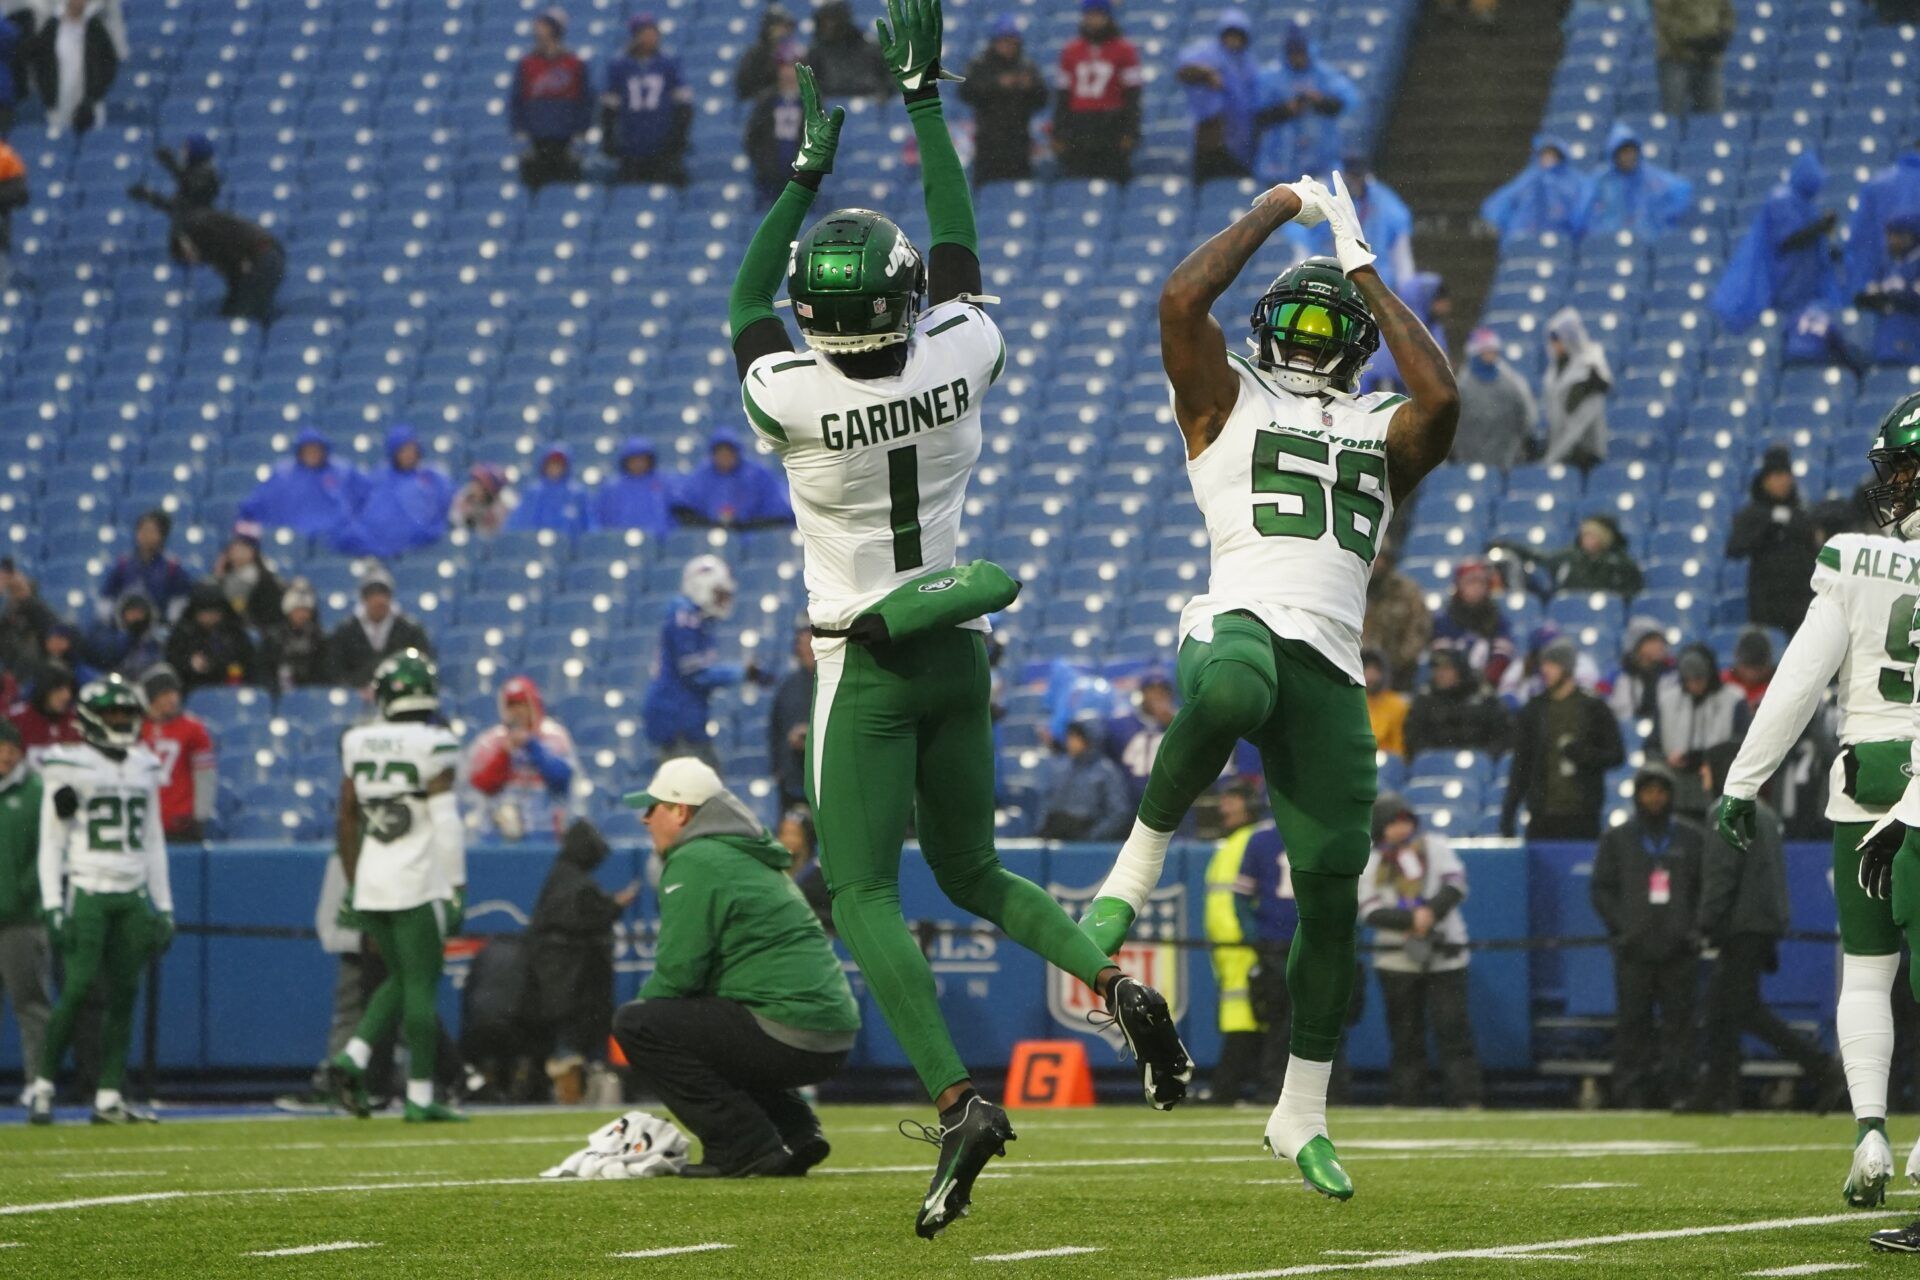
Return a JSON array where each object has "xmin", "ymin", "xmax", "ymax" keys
[
  {"xmin": 1781, "ymin": 303, "xmax": 1866, "ymax": 373},
  {"xmin": 1710, "ymin": 152, "xmax": 1841, "ymax": 335},
  {"xmin": 1480, "ymin": 134, "xmax": 1585, "ymax": 242},
  {"xmin": 238, "ymin": 428, "xmax": 366, "ymax": 543},
  {"xmin": 594, "ymin": 437, "xmax": 677, "ymax": 535},
  {"xmin": 1291, "ymin": 160, "xmax": 1414, "ymax": 291},
  {"xmin": 1176, "ymin": 9, "xmax": 1259, "ymax": 182},
  {"xmin": 332, "ymin": 424, "xmax": 454, "ymax": 559},
  {"xmin": 1251, "ymin": 22, "xmax": 1354, "ymax": 185},
  {"xmin": 1844, "ymin": 141, "xmax": 1920, "ymax": 298},
  {"xmin": 1854, "ymin": 213, "xmax": 1920, "ymax": 366},
  {"xmin": 641, "ymin": 555, "xmax": 745, "ymax": 763},
  {"xmin": 1576, "ymin": 123, "xmax": 1693, "ymax": 238},
  {"xmin": 508, "ymin": 443, "xmax": 595, "ymax": 535},
  {"xmin": 671, "ymin": 428, "xmax": 793, "ymax": 529}
]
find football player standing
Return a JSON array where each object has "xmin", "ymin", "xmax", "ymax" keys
[
  {"xmin": 725, "ymin": 0, "xmax": 1190, "ymax": 1238},
  {"xmin": 1079, "ymin": 173, "xmax": 1459, "ymax": 1199}
]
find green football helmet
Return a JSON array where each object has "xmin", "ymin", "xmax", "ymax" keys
[
  {"xmin": 373, "ymin": 649, "xmax": 440, "ymax": 719},
  {"xmin": 76, "ymin": 675, "xmax": 145, "ymax": 750},
  {"xmin": 786, "ymin": 208, "xmax": 926, "ymax": 354},
  {"xmin": 1867, "ymin": 391, "xmax": 1920, "ymax": 537},
  {"xmin": 1249, "ymin": 256, "xmax": 1380, "ymax": 395}
]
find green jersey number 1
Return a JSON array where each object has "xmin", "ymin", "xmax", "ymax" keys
[
  {"xmin": 1887, "ymin": 593, "xmax": 1920, "ymax": 703},
  {"xmin": 1251, "ymin": 433, "xmax": 1386, "ymax": 565}
]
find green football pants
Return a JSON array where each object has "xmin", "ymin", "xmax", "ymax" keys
[
  {"xmin": 809, "ymin": 627, "xmax": 1117, "ymax": 1100},
  {"xmin": 41, "ymin": 888, "xmax": 155, "ymax": 1090},
  {"xmin": 1138, "ymin": 611, "xmax": 1378, "ymax": 1061},
  {"xmin": 356, "ymin": 902, "xmax": 448, "ymax": 1084},
  {"xmin": 1835, "ymin": 821, "xmax": 1902, "ymax": 957}
]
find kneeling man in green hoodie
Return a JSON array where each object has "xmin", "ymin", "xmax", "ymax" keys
[{"xmin": 615, "ymin": 758, "xmax": 859, "ymax": 1178}]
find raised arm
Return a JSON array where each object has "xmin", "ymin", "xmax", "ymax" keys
[
  {"xmin": 728, "ymin": 64, "xmax": 843, "ymax": 380},
  {"xmin": 1161, "ymin": 184, "xmax": 1311, "ymax": 457},
  {"xmin": 876, "ymin": 0, "xmax": 981, "ymax": 303}
]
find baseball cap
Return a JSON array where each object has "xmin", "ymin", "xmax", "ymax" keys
[{"xmin": 623, "ymin": 757, "xmax": 724, "ymax": 811}]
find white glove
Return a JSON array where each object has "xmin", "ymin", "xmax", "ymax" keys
[
  {"xmin": 1317, "ymin": 169, "xmax": 1377, "ymax": 276},
  {"xmin": 1266, "ymin": 176, "xmax": 1330, "ymax": 227}
]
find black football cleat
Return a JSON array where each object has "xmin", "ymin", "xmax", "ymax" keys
[
  {"xmin": 904, "ymin": 1096, "xmax": 1016, "ymax": 1239},
  {"xmin": 90, "ymin": 1100, "xmax": 158, "ymax": 1124},
  {"xmin": 679, "ymin": 1146, "xmax": 791, "ymax": 1179},
  {"xmin": 1103, "ymin": 975, "xmax": 1194, "ymax": 1109},
  {"xmin": 781, "ymin": 1134, "xmax": 831, "ymax": 1177},
  {"xmin": 1872, "ymin": 1218, "xmax": 1920, "ymax": 1253}
]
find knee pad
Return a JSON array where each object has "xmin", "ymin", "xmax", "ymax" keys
[{"xmin": 1190, "ymin": 659, "xmax": 1276, "ymax": 742}]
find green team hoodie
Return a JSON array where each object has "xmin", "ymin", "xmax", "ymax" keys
[
  {"xmin": 642, "ymin": 789, "xmax": 859, "ymax": 1052},
  {"xmin": 0, "ymin": 763, "xmax": 43, "ymax": 927}
]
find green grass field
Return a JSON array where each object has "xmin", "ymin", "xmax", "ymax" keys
[{"xmin": 0, "ymin": 1105, "xmax": 1912, "ymax": 1277}]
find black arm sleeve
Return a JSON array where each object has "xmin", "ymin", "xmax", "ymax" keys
[
  {"xmin": 927, "ymin": 242, "xmax": 983, "ymax": 307},
  {"xmin": 731, "ymin": 318, "xmax": 794, "ymax": 380},
  {"xmin": 1365, "ymin": 907, "xmax": 1415, "ymax": 930},
  {"xmin": 1427, "ymin": 884, "xmax": 1465, "ymax": 920}
]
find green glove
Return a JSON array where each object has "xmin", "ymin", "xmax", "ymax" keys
[
  {"xmin": 43, "ymin": 907, "xmax": 65, "ymax": 950},
  {"xmin": 446, "ymin": 886, "xmax": 466, "ymax": 937},
  {"xmin": 152, "ymin": 911, "xmax": 175, "ymax": 955},
  {"xmin": 790, "ymin": 64, "xmax": 845, "ymax": 176},
  {"xmin": 335, "ymin": 886, "xmax": 371, "ymax": 933},
  {"xmin": 1714, "ymin": 795, "xmax": 1756, "ymax": 852},
  {"xmin": 875, "ymin": 0, "xmax": 961, "ymax": 96}
]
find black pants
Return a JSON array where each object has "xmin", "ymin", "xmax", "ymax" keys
[
  {"xmin": 615, "ymin": 153, "xmax": 687, "ymax": 186},
  {"xmin": 613, "ymin": 996, "xmax": 846, "ymax": 1171},
  {"xmin": 223, "ymin": 245, "xmax": 284, "ymax": 325},
  {"xmin": 1526, "ymin": 811, "xmax": 1602, "ymax": 842},
  {"xmin": 1378, "ymin": 967, "xmax": 1483, "ymax": 1107},
  {"xmin": 1612, "ymin": 950, "xmax": 1697, "ymax": 1106},
  {"xmin": 1056, "ymin": 116, "xmax": 1133, "ymax": 184},
  {"xmin": 1694, "ymin": 933, "xmax": 1831, "ymax": 1106},
  {"xmin": 521, "ymin": 138, "xmax": 581, "ymax": 189},
  {"xmin": 1191, "ymin": 144, "xmax": 1251, "ymax": 183}
]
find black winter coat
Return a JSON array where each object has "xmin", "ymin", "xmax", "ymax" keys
[
  {"xmin": 1501, "ymin": 688, "xmax": 1625, "ymax": 836},
  {"xmin": 1726, "ymin": 490, "xmax": 1819, "ymax": 631},
  {"xmin": 528, "ymin": 821, "xmax": 624, "ymax": 1017},
  {"xmin": 1697, "ymin": 799, "xmax": 1791, "ymax": 942},
  {"xmin": 1591, "ymin": 813, "xmax": 1704, "ymax": 959}
]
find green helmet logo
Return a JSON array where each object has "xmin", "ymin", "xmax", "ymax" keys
[
  {"xmin": 373, "ymin": 649, "xmax": 440, "ymax": 719},
  {"xmin": 1249, "ymin": 257, "xmax": 1379, "ymax": 395},
  {"xmin": 786, "ymin": 208, "xmax": 926, "ymax": 354},
  {"xmin": 1867, "ymin": 391, "xmax": 1920, "ymax": 536},
  {"xmin": 77, "ymin": 675, "xmax": 145, "ymax": 750}
]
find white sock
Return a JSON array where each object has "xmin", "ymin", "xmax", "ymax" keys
[
  {"xmin": 345, "ymin": 1037, "xmax": 372, "ymax": 1071},
  {"xmin": 1839, "ymin": 952, "xmax": 1898, "ymax": 1122},
  {"xmin": 406, "ymin": 1079, "xmax": 435, "ymax": 1108},
  {"xmin": 31, "ymin": 1077, "xmax": 54, "ymax": 1099},
  {"xmin": 1093, "ymin": 820, "xmax": 1174, "ymax": 911},
  {"xmin": 1263, "ymin": 1056, "xmax": 1333, "ymax": 1162},
  {"xmin": 94, "ymin": 1088, "xmax": 122, "ymax": 1111}
]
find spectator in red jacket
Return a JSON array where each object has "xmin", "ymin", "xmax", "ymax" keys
[
  {"xmin": 1052, "ymin": 0, "xmax": 1142, "ymax": 182},
  {"xmin": 8, "ymin": 664, "xmax": 79, "ymax": 763},
  {"xmin": 510, "ymin": 6, "xmax": 592, "ymax": 189},
  {"xmin": 138, "ymin": 664, "xmax": 215, "ymax": 841},
  {"xmin": 468, "ymin": 676, "xmax": 581, "ymax": 840}
]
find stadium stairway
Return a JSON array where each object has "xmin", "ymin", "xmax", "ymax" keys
[{"xmin": 1375, "ymin": 0, "xmax": 1569, "ymax": 349}]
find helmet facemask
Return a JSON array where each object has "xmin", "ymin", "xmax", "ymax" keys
[
  {"xmin": 1248, "ymin": 260, "xmax": 1379, "ymax": 396},
  {"xmin": 1868, "ymin": 446, "xmax": 1920, "ymax": 539}
]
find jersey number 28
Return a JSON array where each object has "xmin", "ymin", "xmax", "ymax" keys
[
  {"xmin": 86, "ymin": 794, "xmax": 148, "ymax": 853},
  {"xmin": 1251, "ymin": 434, "xmax": 1385, "ymax": 565}
]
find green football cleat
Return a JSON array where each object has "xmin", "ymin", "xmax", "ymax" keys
[
  {"xmin": 324, "ymin": 1053, "xmax": 371, "ymax": 1119},
  {"xmin": 1079, "ymin": 896, "xmax": 1136, "ymax": 958},
  {"xmin": 1846, "ymin": 1121, "xmax": 1894, "ymax": 1208},
  {"xmin": 403, "ymin": 1100, "xmax": 468, "ymax": 1123},
  {"xmin": 1279, "ymin": 1135, "xmax": 1354, "ymax": 1201}
]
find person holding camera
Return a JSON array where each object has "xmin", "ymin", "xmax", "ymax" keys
[{"xmin": 1359, "ymin": 794, "xmax": 1481, "ymax": 1108}]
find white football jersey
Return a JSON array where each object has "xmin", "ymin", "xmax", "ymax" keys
[
  {"xmin": 38, "ymin": 742, "xmax": 171, "ymax": 912},
  {"xmin": 342, "ymin": 719, "xmax": 462, "ymax": 912},
  {"xmin": 740, "ymin": 299, "xmax": 1006, "ymax": 630},
  {"xmin": 1726, "ymin": 532, "xmax": 1919, "ymax": 821},
  {"xmin": 1177, "ymin": 354, "xmax": 1402, "ymax": 683}
]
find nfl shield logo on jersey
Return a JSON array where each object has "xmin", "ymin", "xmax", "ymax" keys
[
  {"xmin": 1321, "ymin": 409, "xmax": 1334, "ymax": 428},
  {"xmin": 1046, "ymin": 881, "xmax": 1187, "ymax": 1049}
]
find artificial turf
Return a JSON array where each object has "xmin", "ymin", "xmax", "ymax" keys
[{"xmin": 0, "ymin": 1104, "xmax": 1910, "ymax": 1278}]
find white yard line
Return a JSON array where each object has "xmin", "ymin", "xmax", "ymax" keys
[
  {"xmin": 0, "ymin": 1177, "xmax": 558, "ymax": 1217},
  {"xmin": 243, "ymin": 1242, "xmax": 379, "ymax": 1258},
  {"xmin": 1549, "ymin": 1182, "xmax": 1637, "ymax": 1190},
  {"xmin": 608, "ymin": 1244, "xmax": 734, "ymax": 1259},
  {"xmin": 1170, "ymin": 1211, "xmax": 1909, "ymax": 1279},
  {"xmin": 974, "ymin": 1246, "xmax": 1104, "ymax": 1262},
  {"xmin": 1745, "ymin": 1267, "xmax": 1866, "ymax": 1277},
  {"xmin": 57, "ymin": 1170, "xmax": 165, "ymax": 1180}
]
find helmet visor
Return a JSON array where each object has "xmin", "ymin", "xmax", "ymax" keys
[{"xmin": 1261, "ymin": 301, "xmax": 1352, "ymax": 376}]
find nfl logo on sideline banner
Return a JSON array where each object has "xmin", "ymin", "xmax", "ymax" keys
[{"xmin": 1046, "ymin": 881, "xmax": 1187, "ymax": 1050}]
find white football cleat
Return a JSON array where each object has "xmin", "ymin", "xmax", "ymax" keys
[
  {"xmin": 1847, "ymin": 1126, "xmax": 1895, "ymax": 1207},
  {"xmin": 1907, "ymin": 1133, "xmax": 1920, "ymax": 1186}
]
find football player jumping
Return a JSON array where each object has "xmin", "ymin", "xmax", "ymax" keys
[
  {"xmin": 29, "ymin": 676, "xmax": 172, "ymax": 1125},
  {"xmin": 326, "ymin": 650, "xmax": 468, "ymax": 1123},
  {"xmin": 1079, "ymin": 174, "xmax": 1459, "ymax": 1199},
  {"xmin": 725, "ymin": 0, "xmax": 1190, "ymax": 1239}
]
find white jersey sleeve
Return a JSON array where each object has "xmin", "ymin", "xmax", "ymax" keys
[{"xmin": 1722, "ymin": 582, "xmax": 1848, "ymax": 800}]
